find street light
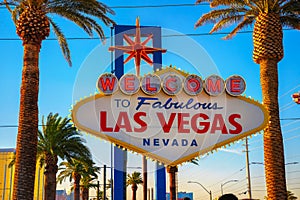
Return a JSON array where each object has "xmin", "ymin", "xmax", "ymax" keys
[
  {"xmin": 188, "ymin": 181, "xmax": 212, "ymax": 200},
  {"xmin": 221, "ymin": 180, "xmax": 238, "ymax": 195}
]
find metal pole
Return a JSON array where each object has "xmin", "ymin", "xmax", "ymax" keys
[
  {"xmin": 110, "ymin": 25, "xmax": 114, "ymax": 200},
  {"xmin": 220, "ymin": 180, "xmax": 238, "ymax": 196},
  {"xmin": 221, "ymin": 185, "xmax": 223, "ymax": 195},
  {"xmin": 103, "ymin": 165, "xmax": 107, "ymax": 200},
  {"xmin": 2, "ymin": 164, "xmax": 7, "ymax": 200},
  {"xmin": 97, "ymin": 181, "xmax": 100, "ymax": 200},
  {"xmin": 111, "ymin": 144, "xmax": 114, "ymax": 200},
  {"xmin": 143, "ymin": 156, "xmax": 147, "ymax": 200},
  {"xmin": 147, "ymin": 188, "xmax": 150, "ymax": 200},
  {"xmin": 245, "ymin": 137, "xmax": 252, "ymax": 199},
  {"xmin": 36, "ymin": 166, "xmax": 40, "ymax": 200},
  {"xmin": 188, "ymin": 181, "xmax": 212, "ymax": 200},
  {"xmin": 151, "ymin": 188, "xmax": 154, "ymax": 200}
]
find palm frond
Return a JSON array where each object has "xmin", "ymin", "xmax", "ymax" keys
[
  {"xmin": 127, "ymin": 171, "xmax": 143, "ymax": 186},
  {"xmin": 195, "ymin": 0, "xmax": 212, "ymax": 5},
  {"xmin": 281, "ymin": 1, "xmax": 300, "ymax": 15},
  {"xmin": 38, "ymin": 113, "xmax": 92, "ymax": 169},
  {"xmin": 280, "ymin": 15, "xmax": 300, "ymax": 29},
  {"xmin": 210, "ymin": 0, "xmax": 246, "ymax": 8},
  {"xmin": 3, "ymin": 0, "xmax": 13, "ymax": 13},
  {"xmin": 48, "ymin": 18, "xmax": 71, "ymax": 66},
  {"xmin": 49, "ymin": 8, "xmax": 94, "ymax": 35},
  {"xmin": 46, "ymin": 0, "xmax": 115, "ymax": 32},
  {"xmin": 223, "ymin": 16, "xmax": 255, "ymax": 39},
  {"xmin": 8, "ymin": 153, "xmax": 16, "ymax": 168},
  {"xmin": 210, "ymin": 14, "xmax": 245, "ymax": 33},
  {"xmin": 249, "ymin": 0, "xmax": 264, "ymax": 12},
  {"xmin": 189, "ymin": 158, "xmax": 199, "ymax": 165},
  {"xmin": 195, "ymin": 7, "xmax": 247, "ymax": 28},
  {"xmin": 4, "ymin": 0, "xmax": 114, "ymax": 65}
]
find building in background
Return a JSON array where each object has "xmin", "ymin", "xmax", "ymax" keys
[
  {"xmin": 0, "ymin": 148, "xmax": 44, "ymax": 200},
  {"xmin": 166, "ymin": 191, "xmax": 193, "ymax": 200},
  {"xmin": 56, "ymin": 190, "xmax": 68, "ymax": 200}
]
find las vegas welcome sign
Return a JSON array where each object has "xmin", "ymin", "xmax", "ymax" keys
[{"xmin": 72, "ymin": 67, "xmax": 268, "ymax": 166}]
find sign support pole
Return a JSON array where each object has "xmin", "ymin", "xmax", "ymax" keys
[
  {"xmin": 112, "ymin": 23, "xmax": 166, "ymax": 200},
  {"xmin": 113, "ymin": 25, "xmax": 127, "ymax": 200},
  {"xmin": 155, "ymin": 162, "xmax": 166, "ymax": 200}
]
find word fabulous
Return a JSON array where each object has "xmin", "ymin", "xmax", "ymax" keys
[{"xmin": 97, "ymin": 73, "xmax": 246, "ymax": 97}]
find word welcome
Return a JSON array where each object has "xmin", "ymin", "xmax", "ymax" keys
[{"xmin": 97, "ymin": 73, "xmax": 246, "ymax": 96}]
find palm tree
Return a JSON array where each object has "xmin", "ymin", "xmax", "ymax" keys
[
  {"xmin": 80, "ymin": 165, "xmax": 100, "ymax": 200},
  {"xmin": 127, "ymin": 171, "xmax": 143, "ymax": 200},
  {"xmin": 194, "ymin": 0, "xmax": 300, "ymax": 199},
  {"xmin": 58, "ymin": 159, "xmax": 98, "ymax": 200},
  {"xmin": 81, "ymin": 176, "xmax": 96, "ymax": 200},
  {"xmin": 3, "ymin": 1, "xmax": 114, "ymax": 199},
  {"xmin": 37, "ymin": 113, "xmax": 92, "ymax": 200}
]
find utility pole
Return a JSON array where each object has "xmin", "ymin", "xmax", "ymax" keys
[
  {"xmin": 103, "ymin": 165, "xmax": 107, "ymax": 200},
  {"xmin": 143, "ymin": 156, "xmax": 147, "ymax": 200},
  {"xmin": 97, "ymin": 181, "xmax": 100, "ymax": 200},
  {"xmin": 245, "ymin": 137, "xmax": 252, "ymax": 199}
]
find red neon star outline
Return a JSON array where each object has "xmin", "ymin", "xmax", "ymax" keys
[{"xmin": 109, "ymin": 18, "xmax": 166, "ymax": 77}]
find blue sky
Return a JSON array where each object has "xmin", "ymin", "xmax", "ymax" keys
[{"xmin": 0, "ymin": 0, "xmax": 300, "ymax": 199}]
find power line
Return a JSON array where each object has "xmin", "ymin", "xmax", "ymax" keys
[
  {"xmin": 110, "ymin": 3, "xmax": 209, "ymax": 8},
  {"xmin": 0, "ymin": 3, "xmax": 209, "ymax": 10},
  {"xmin": 0, "ymin": 29, "xmax": 295, "ymax": 41}
]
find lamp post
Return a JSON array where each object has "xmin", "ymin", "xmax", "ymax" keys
[
  {"xmin": 187, "ymin": 181, "xmax": 212, "ymax": 200},
  {"xmin": 221, "ymin": 180, "xmax": 238, "ymax": 195}
]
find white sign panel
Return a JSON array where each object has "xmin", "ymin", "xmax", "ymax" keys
[{"xmin": 72, "ymin": 68, "xmax": 268, "ymax": 166}]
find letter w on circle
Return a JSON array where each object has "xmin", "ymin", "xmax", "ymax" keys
[{"xmin": 100, "ymin": 77, "xmax": 116, "ymax": 91}]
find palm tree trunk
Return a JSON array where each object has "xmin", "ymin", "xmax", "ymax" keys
[
  {"xmin": 260, "ymin": 58, "xmax": 287, "ymax": 200},
  {"xmin": 82, "ymin": 188, "xmax": 89, "ymax": 200},
  {"xmin": 73, "ymin": 173, "xmax": 81, "ymax": 200},
  {"xmin": 167, "ymin": 166, "xmax": 178, "ymax": 200},
  {"xmin": 44, "ymin": 154, "xmax": 58, "ymax": 200},
  {"xmin": 132, "ymin": 184, "xmax": 137, "ymax": 200},
  {"xmin": 13, "ymin": 43, "xmax": 40, "ymax": 200}
]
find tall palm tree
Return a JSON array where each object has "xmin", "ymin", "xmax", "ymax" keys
[
  {"xmin": 194, "ymin": 0, "xmax": 300, "ymax": 199},
  {"xmin": 37, "ymin": 112, "xmax": 92, "ymax": 200},
  {"xmin": 3, "ymin": 1, "xmax": 114, "ymax": 199},
  {"xmin": 79, "ymin": 165, "xmax": 100, "ymax": 200},
  {"xmin": 58, "ymin": 159, "xmax": 98, "ymax": 200},
  {"xmin": 80, "ymin": 176, "xmax": 96, "ymax": 200},
  {"xmin": 127, "ymin": 171, "xmax": 143, "ymax": 200}
]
